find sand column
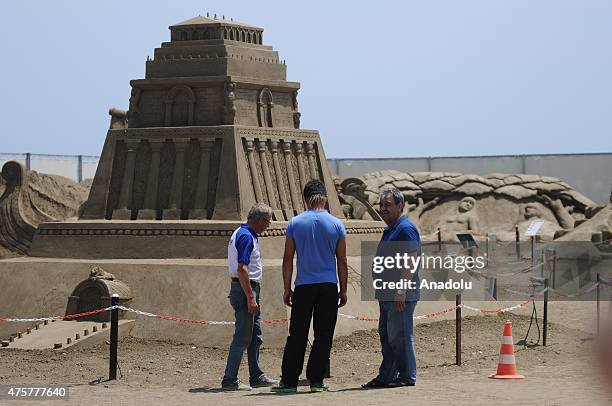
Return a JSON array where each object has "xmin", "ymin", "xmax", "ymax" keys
[
  {"xmin": 137, "ymin": 138, "xmax": 165, "ymax": 220},
  {"xmin": 257, "ymin": 140, "xmax": 282, "ymax": 220},
  {"xmin": 189, "ymin": 139, "xmax": 215, "ymax": 219},
  {"xmin": 282, "ymin": 141, "xmax": 302, "ymax": 214},
  {"xmin": 112, "ymin": 138, "xmax": 140, "ymax": 220},
  {"xmin": 270, "ymin": 140, "xmax": 291, "ymax": 219},
  {"xmin": 245, "ymin": 140, "xmax": 264, "ymax": 202},
  {"xmin": 163, "ymin": 138, "xmax": 190, "ymax": 219}
]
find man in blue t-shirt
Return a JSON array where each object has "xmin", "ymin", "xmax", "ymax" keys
[
  {"xmin": 272, "ymin": 180, "xmax": 348, "ymax": 393},
  {"xmin": 363, "ymin": 187, "xmax": 421, "ymax": 389}
]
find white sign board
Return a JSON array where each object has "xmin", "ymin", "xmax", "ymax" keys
[{"xmin": 525, "ymin": 220, "xmax": 545, "ymax": 237}]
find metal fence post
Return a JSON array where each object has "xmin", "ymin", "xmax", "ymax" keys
[
  {"xmin": 551, "ymin": 249, "xmax": 557, "ymax": 289},
  {"xmin": 543, "ymin": 278, "xmax": 548, "ymax": 346},
  {"xmin": 456, "ymin": 294, "xmax": 462, "ymax": 366},
  {"xmin": 597, "ymin": 273, "xmax": 600, "ymax": 336},
  {"xmin": 77, "ymin": 155, "xmax": 83, "ymax": 182},
  {"xmin": 109, "ymin": 294, "xmax": 119, "ymax": 380},
  {"xmin": 25, "ymin": 153, "xmax": 31, "ymax": 170},
  {"xmin": 485, "ymin": 234, "xmax": 490, "ymax": 267}
]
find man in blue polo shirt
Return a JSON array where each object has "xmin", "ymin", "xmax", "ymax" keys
[
  {"xmin": 363, "ymin": 187, "xmax": 421, "ymax": 389},
  {"xmin": 272, "ymin": 180, "xmax": 348, "ymax": 393},
  {"xmin": 221, "ymin": 203, "xmax": 278, "ymax": 391}
]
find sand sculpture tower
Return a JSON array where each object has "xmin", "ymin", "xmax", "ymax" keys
[
  {"xmin": 30, "ymin": 16, "xmax": 382, "ymax": 259},
  {"xmin": 82, "ymin": 15, "xmax": 343, "ymax": 222}
]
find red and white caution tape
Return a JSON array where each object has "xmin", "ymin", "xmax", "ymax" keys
[
  {"xmin": 0, "ymin": 300, "xmax": 535, "ymax": 325},
  {"xmin": 460, "ymin": 299, "xmax": 532, "ymax": 314},
  {"xmin": 0, "ymin": 307, "xmax": 116, "ymax": 323},
  {"xmin": 340, "ymin": 305, "xmax": 463, "ymax": 322}
]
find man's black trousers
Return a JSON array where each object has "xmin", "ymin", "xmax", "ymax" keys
[{"xmin": 281, "ymin": 282, "xmax": 338, "ymax": 387}]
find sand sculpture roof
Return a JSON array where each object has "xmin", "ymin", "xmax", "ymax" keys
[{"xmin": 170, "ymin": 15, "xmax": 263, "ymax": 30}]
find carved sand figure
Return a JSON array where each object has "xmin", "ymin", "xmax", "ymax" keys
[
  {"xmin": 339, "ymin": 169, "xmax": 608, "ymax": 242},
  {"xmin": 292, "ymin": 90, "xmax": 301, "ymax": 129},
  {"xmin": 223, "ymin": 82, "xmax": 237, "ymax": 125},
  {"xmin": 127, "ymin": 87, "xmax": 142, "ymax": 126},
  {"xmin": 405, "ymin": 197, "xmax": 438, "ymax": 231},
  {"xmin": 108, "ymin": 108, "xmax": 128, "ymax": 130},
  {"xmin": 516, "ymin": 195, "xmax": 574, "ymax": 236},
  {"xmin": 438, "ymin": 197, "xmax": 481, "ymax": 241}
]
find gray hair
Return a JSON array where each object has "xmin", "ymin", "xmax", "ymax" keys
[
  {"xmin": 379, "ymin": 187, "xmax": 404, "ymax": 205},
  {"xmin": 247, "ymin": 203, "xmax": 273, "ymax": 221}
]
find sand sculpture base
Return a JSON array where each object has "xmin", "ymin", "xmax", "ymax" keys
[
  {"xmin": 29, "ymin": 220, "xmax": 385, "ymax": 259},
  {"xmin": 0, "ymin": 256, "xmax": 383, "ymax": 347}
]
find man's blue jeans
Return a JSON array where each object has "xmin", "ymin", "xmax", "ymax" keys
[
  {"xmin": 221, "ymin": 279, "xmax": 265, "ymax": 387},
  {"xmin": 376, "ymin": 300, "xmax": 417, "ymax": 383}
]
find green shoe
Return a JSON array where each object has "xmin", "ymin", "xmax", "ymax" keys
[
  {"xmin": 271, "ymin": 382, "xmax": 297, "ymax": 393},
  {"xmin": 310, "ymin": 382, "xmax": 329, "ymax": 393}
]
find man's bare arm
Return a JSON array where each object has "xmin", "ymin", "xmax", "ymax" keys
[
  {"xmin": 236, "ymin": 263, "xmax": 258, "ymax": 315},
  {"xmin": 336, "ymin": 238, "xmax": 348, "ymax": 307},
  {"xmin": 282, "ymin": 238, "xmax": 296, "ymax": 306}
]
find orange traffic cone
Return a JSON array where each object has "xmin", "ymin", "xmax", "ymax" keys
[{"xmin": 489, "ymin": 320, "xmax": 524, "ymax": 379}]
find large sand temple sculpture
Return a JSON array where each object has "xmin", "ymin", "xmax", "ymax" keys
[
  {"xmin": 28, "ymin": 15, "xmax": 382, "ymax": 259},
  {"xmin": 0, "ymin": 16, "xmax": 385, "ymax": 347}
]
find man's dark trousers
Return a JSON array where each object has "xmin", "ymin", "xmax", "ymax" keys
[{"xmin": 280, "ymin": 282, "xmax": 338, "ymax": 387}]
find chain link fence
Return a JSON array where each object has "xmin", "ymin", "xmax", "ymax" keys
[
  {"xmin": 1, "ymin": 152, "xmax": 609, "ymax": 203},
  {"xmin": 0, "ymin": 153, "xmax": 99, "ymax": 183}
]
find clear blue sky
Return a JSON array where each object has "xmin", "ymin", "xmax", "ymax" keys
[{"xmin": 1, "ymin": 0, "xmax": 610, "ymax": 158}]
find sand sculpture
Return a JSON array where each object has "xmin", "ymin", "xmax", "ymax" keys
[
  {"xmin": 0, "ymin": 162, "xmax": 89, "ymax": 256},
  {"xmin": 337, "ymin": 170, "xmax": 611, "ymax": 242},
  {"xmin": 0, "ymin": 16, "xmax": 609, "ymax": 347},
  {"xmin": 65, "ymin": 267, "xmax": 132, "ymax": 322},
  {"xmin": 16, "ymin": 16, "xmax": 384, "ymax": 260}
]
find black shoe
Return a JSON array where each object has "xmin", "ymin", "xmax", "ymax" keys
[
  {"xmin": 361, "ymin": 377, "xmax": 390, "ymax": 389},
  {"xmin": 388, "ymin": 378, "xmax": 415, "ymax": 387}
]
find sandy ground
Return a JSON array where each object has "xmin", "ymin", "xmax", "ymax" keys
[{"xmin": 1, "ymin": 304, "xmax": 611, "ymax": 406}]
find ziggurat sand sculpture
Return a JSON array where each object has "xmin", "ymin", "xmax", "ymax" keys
[
  {"xmin": 26, "ymin": 15, "xmax": 384, "ymax": 260},
  {"xmin": 0, "ymin": 16, "xmax": 383, "ymax": 346}
]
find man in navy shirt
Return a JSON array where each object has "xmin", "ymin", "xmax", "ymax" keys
[
  {"xmin": 222, "ymin": 203, "xmax": 278, "ymax": 391},
  {"xmin": 363, "ymin": 187, "xmax": 421, "ymax": 389},
  {"xmin": 272, "ymin": 180, "xmax": 348, "ymax": 393}
]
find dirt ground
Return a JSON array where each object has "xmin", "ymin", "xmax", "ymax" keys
[{"xmin": 1, "ymin": 311, "xmax": 611, "ymax": 405}]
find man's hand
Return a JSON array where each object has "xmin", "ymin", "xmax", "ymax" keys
[
  {"xmin": 247, "ymin": 295, "xmax": 259, "ymax": 315},
  {"xmin": 338, "ymin": 291, "xmax": 348, "ymax": 308},
  {"xmin": 283, "ymin": 288, "xmax": 293, "ymax": 307},
  {"xmin": 394, "ymin": 292, "xmax": 406, "ymax": 312}
]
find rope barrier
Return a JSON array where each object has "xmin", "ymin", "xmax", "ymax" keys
[
  {"xmin": 459, "ymin": 300, "xmax": 532, "ymax": 314},
  {"xmin": 503, "ymin": 287, "xmax": 550, "ymax": 298},
  {"xmin": 495, "ymin": 240, "xmax": 517, "ymax": 247},
  {"xmin": 599, "ymin": 276, "xmax": 612, "ymax": 287},
  {"xmin": 0, "ymin": 307, "xmax": 116, "ymax": 323},
  {"xmin": 547, "ymin": 282, "xmax": 602, "ymax": 298},
  {"xmin": 0, "ymin": 300, "xmax": 536, "ymax": 325}
]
